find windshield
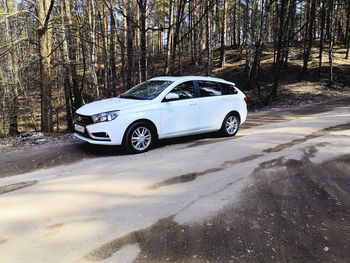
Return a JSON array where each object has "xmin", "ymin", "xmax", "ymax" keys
[{"xmin": 120, "ymin": 80, "xmax": 173, "ymax": 100}]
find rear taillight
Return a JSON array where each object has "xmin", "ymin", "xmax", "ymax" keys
[{"xmin": 244, "ymin": 96, "xmax": 249, "ymax": 104}]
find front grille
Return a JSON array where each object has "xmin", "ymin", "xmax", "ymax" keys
[{"xmin": 75, "ymin": 114, "xmax": 93, "ymax": 125}]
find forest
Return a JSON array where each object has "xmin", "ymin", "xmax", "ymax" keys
[{"xmin": 0, "ymin": 0, "xmax": 349, "ymax": 136}]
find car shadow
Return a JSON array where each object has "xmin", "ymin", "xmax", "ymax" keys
[
  {"xmin": 75, "ymin": 142, "xmax": 126, "ymax": 157},
  {"xmin": 76, "ymin": 132, "xmax": 225, "ymax": 156},
  {"xmin": 156, "ymin": 132, "xmax": 227, "ymax": 149}
]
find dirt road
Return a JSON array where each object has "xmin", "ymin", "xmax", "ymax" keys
[{"xmin": 0, "ymin": 99, "xmax": 349, "ymax": 262}]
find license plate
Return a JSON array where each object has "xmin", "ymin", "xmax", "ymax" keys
[{"xmin": 74, "ymin": 124, "xmax": 85, "ymax": 133}]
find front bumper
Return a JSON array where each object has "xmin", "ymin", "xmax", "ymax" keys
[
  {"xmin": 74, "ymin": 133, "xmax": 119, "ymax": 145},
  {"xmin": 74, "ymin": 117, "xmax": 126, "ymax": 145}
]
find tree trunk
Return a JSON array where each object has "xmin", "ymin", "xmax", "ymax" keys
[
  {"xmin": 318, "ymin": 0, "xmax": 326, "ymax": 74},
  {"xmin": 3, "ymin": 0, "xmax": 19, "ymax": 135},
  {"xmin": 345, "ymin": 0, "xmax": 350, "ymax": 59},
  {"xmin": 250, "ymin": 0, "xmax": 269, "ymax": 93},
  {"xmin": 328, "ymin": 0, "xmax": 335, "ymax": 85},
  {"xmin": 301, "ymin": 0, "xmax": 316, "ymax": 77},
  {"xmin": 109, "ymin": 2, "xmax": 117, "ymax": 95},
  {"xmin": 245, "ymin": 0, "xmax": 253, "ymax": 84},
  {"xmin": 219, "ymin": 0, "xmax": 227, "ymax": 68},
  {"xmin": 171, "ymin": 0, "xmax": 186, "ymax": 75},
  {"xmin": 120, "ymin": 1, "xmax": 127, "ymax": 90},
  {"xmin": 100, "ymin": 6, "xmax": 109, "ymax": 96},
  {"xmin": 271, "ymin": 0, "xmax": 288, "ymax": 102},
  {"xmin": 37, "ymin": 0, "xmax": 55, "ymax": 132},
  {"xmin": 164, "ymin": 0, "xmax": 173, "ymax": 74},
  {"xmin": 61, "ymin": 0, "xmax": 73, "ymax": 130},
  {"xmin": 88, "ymin": 0, "xmax": 99, "ymax": 97},
  {"xmin": 284, "ymin": 0, "xmax": 296, "ymax": 67},
  {"xmin": 237, "ymin": 0, "xmax": 241, "ymax": 47},
  {"xmin": 206, "ymin": 0, "xmax": 212, "ymax": 76},
  {"xmin": 233, "ymin": 0, "xmax": 237, "ymax": 46},
  {"xmin": 138, "ymin": 0, "xmax": 147, "ymax": 81},
  {"xmin": 192, "ymin": 0, "xmax": 198, "ymax": 65},
  {"xmin": 126, "ymin": 1, "xmax": 134, "ymax": 89},
  {"xmin": 66, "ymin": 0, "xmax": 81, "ymax": 110}
]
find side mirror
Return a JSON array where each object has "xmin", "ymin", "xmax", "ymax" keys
[{"xmin": 164, "ymin": 92, "xmax": 180, "ymax": 101}]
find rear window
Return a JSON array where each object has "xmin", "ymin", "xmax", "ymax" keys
[
  {"xmin": 220, "ymin": 83, "xmax": 238, "ymax": 95},
  {"xmin": 198, "ymin": 81, "xmax": 222, "ymax": 97}
]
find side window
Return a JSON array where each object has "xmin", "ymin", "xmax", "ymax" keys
[
  {"xmin": 220, "ymin": 83, "xmax": 238, "ymax": 95},
  {"xmin": 198, "ymin": 81, "xmax": 223, "ymax": 97},
  {"xmin": 170, "ymin": 81, "xmax": 195, "ymax": 100}
]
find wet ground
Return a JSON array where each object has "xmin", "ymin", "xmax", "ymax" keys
[{"xmin": 0, "ymin": 97, "xmax": 349, "ymax": 262}]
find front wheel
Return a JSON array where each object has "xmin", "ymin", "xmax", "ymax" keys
[
  {"xmin": 124, "ymin": 122, "xmax": 155, "ymax": 153},
  {"xmin": 220, "ymin": 113, "xmax": 240, "ymax": 137}
]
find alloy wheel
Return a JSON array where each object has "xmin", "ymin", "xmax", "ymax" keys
[
  {"xmin": 131, "ymin": 126, "xmax": 152, "ymax": 151},
  {"xmin": 225, "ymin": 116, "xmax": 238, "ymax": 135}
]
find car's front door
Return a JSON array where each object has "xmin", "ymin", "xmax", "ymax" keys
[{"xmin": 160, "ymin": 81, "xmax": 200, "ymax": 137}]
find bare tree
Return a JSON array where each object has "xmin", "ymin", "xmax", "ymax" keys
[
  {"xmin": 345, "ymin": 0, "xmax": 350, "ymax": 59},
  {"xmin": 219, "ymin": 0, "xmax": 228, "ymax": 67},
  {"xmin": 206, "ymin": 0, "xmax": 213, "ymax": 76},
  {"xmin": 2, "ymin": 0, "xmax": 19, "ymax": 135},
  {"xmin": 36, "ymin": 0, "xmax": 55, "ymax": 132},
  {"xmin": 301, "ymin": 0, "xmax": 316, "ymax": 77},
  {"xmin": 164, "ymin": 0, "xmax": 173, "ymax": 74},
  {"xmin": 251, "ymin": 0, "xmax": 270, "ymax": 95},
  {"xmin": 318, "ymin": 0, "xmax": 326, "ymax": 74},
  {"xmin": 88, "ymin": 0, "xmax": 99, "ymax": 97},
  {"xmin": 245, "ymin": 0, "xmax": 254, "ymax": 86},
  {"xmin": 137, "ymin": 0, "xmax": 148, "ymax": 81},
  {"xmin": 328, "ymin": 0, "xmax": 335, "ymax": 85}
]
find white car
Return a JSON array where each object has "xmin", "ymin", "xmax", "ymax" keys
[{"xmin": 74, "ymin": 76, "xmax": 248, "ymax": 153}]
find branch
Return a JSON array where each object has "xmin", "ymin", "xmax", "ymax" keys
[
  {"xmin": 0, "ymin": 10, "xmax": 40, "ymax": 23},
  {"xmin": 43, "ymin": 0, "xmax": 55, "ymax": 29}
]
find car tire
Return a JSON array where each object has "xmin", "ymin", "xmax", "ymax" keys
[
  {"xmin": 124, "ymin": 122, "xmax": 155, "ymax": 154},
  {"xmin": 220, "ymin": 112, "xmax": 240, "ymax": 137}
]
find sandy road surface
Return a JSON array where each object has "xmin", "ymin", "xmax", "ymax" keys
[{"xmin": 0, "ymin": 99, "xmax": 349, "ymax": 262}]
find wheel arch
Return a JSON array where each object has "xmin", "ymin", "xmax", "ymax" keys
[
  {"xmin": 225, "ymin": 110, "xmax": 241, "ymax": 124},
  {"xmin": 123, "ymin": 118, "xmax": 159, "ymax": 141}
]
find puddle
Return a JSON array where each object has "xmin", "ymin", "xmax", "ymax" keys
[
  {"xmin": 0, "ymin": 180, "xmax": 38, "ymax": 195},
  {"xmin": 223, "ymin": 154, "xmax": 263, "ymax": 166},
  {"xmin": 0, "ymin": 237, "xmax": 8, "ymax": 245},
  {"xmin": 147, "ymin": 154, "xmax": 263, "ymax": 191},
  {"xmin": 45, "ymin": 223, "xmax": 64, "ymax": 236},
  {"xmin": 263, "ymin": 122, "xmax": 350, "ymax": 153},
  {"xmin": 146, "ymin": 168, "xmax": 224, "ymax": 190}
]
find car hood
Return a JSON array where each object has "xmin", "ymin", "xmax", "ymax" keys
[{"xmin": 76, "ymin": 98, "xmax": 151, "ymax": 116}]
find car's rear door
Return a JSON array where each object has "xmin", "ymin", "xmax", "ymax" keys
[
  {"xmin": 159, "ymin": 81, "xmax": 200, "ymax": 137},
  {"xmin": 196, "ymin": 80, "xmax": 238, "ymax": 130}
]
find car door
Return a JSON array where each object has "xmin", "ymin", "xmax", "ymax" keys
[
  {"xmin": 197, "ymin": 80, "xmax": 231, "ymax": 130},
  {"xmin": 159, "ymin": 81, "xmax": 200, "ymax": 137}
]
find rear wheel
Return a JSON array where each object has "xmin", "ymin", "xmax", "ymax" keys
[
  {"xmin": 220, "ymin": 112, "xmax": 240, "ymax": 136},
  {"xmin": 124, "ymin": 122, "xmax": 155, "ymax": 153}
]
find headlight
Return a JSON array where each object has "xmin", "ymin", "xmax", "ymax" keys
[{"xmin": 92, "ymin": 111, "xmax": 119, "ymax": 123}]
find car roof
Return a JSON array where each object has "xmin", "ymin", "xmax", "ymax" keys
[{"xmin": 149, "ymin": 76, "xmax": 234, "ymax": 85}]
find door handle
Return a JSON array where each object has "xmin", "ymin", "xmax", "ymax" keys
[{"xmin": 190, "ymin": 103, "xmax": 197, "ymax": 106}]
